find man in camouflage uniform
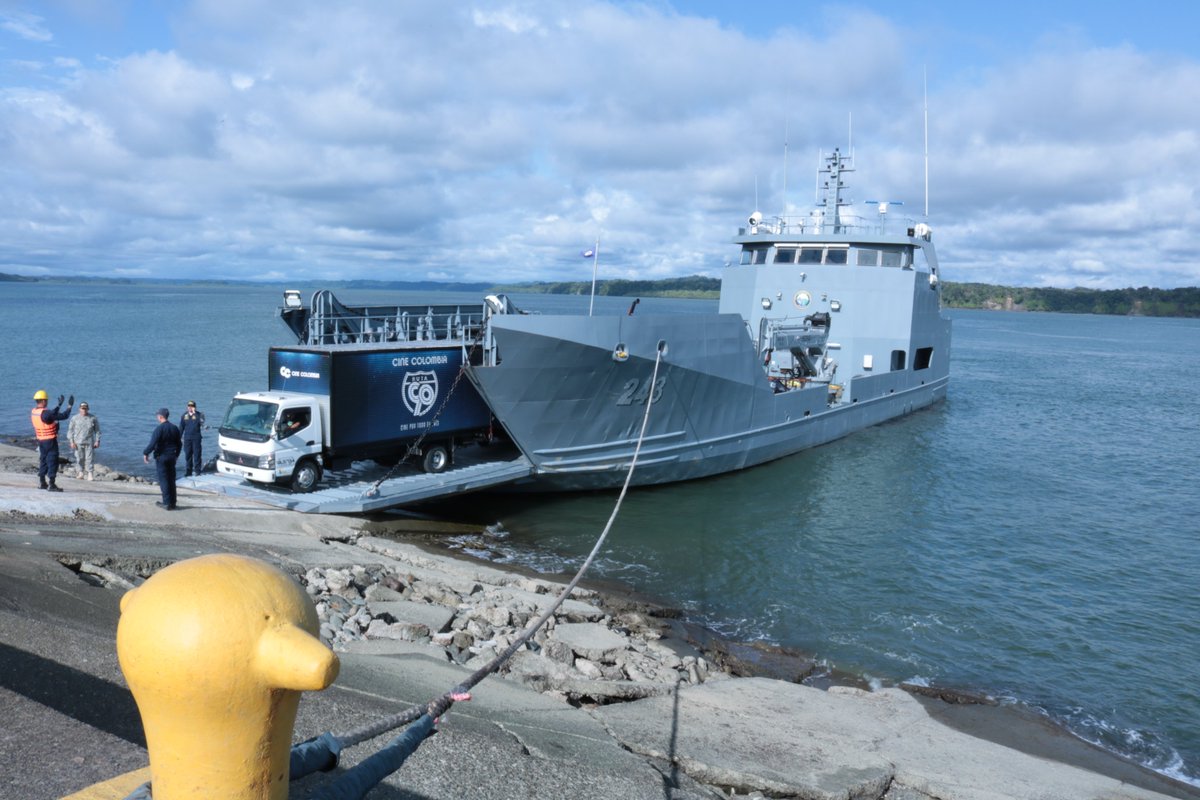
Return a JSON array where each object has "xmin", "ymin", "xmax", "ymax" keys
[{"xmin": 68, "ymin": 401, "xmax": 102, "ymax": 480}]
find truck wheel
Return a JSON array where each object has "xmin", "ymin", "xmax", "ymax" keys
[
  {"xmin": 422, "ymin": 445, "xmax": 450, "ymax": 474},
  {"xmin": 290, "ymin": 459, "xmax": 321, "ymax": 493}
]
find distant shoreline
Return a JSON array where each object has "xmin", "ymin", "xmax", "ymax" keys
[{"xmin": 4, "ymin": 272, "xmax": 1200, "ymax": 317}]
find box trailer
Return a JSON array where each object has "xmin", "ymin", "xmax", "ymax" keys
[{"xmin": 217, "ymin": 344, "xmax": 493, "ymax": 491}]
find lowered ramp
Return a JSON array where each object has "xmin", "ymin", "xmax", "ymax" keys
[{"xmin": 178, "ymin": 455, "xmax": 533, "ymax": 514}]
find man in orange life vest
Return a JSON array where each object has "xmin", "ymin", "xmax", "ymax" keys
[{"xmin": 31, "ymin": 389, "xmax": 73, "ymax": 491}]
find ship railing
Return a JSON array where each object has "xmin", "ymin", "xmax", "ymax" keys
[
  {"xmin": 297, "ymin": 290, "xmax": 488, "ymax": 347},
  {"xmin": 738, "ymin": 213, "xmax": 920, "ymax": 237}
]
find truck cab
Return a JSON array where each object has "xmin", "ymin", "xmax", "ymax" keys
[{"xmin": 217, "ymin": 392, "xmax": 327, "ymax": 492}]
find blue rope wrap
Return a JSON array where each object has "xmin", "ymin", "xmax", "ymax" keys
[
  {"xmin": 309, "ymin": 714, "xmax": 436, "ymax": 800},
  {"xmin": 290, "ymin": 731, "xmax": 344, "ymax": 779}
]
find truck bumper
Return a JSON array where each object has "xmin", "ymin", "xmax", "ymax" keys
[{"xmin": 217, "ymin": 460, "xmax": 278, "ymax": 485}]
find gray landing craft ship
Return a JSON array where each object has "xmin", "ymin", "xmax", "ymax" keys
[{"xmin": 275, "ymin": 148, "xmax": 951, "ymax": 496}]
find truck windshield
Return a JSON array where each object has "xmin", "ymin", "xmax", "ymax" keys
[{"xmin": 219, "ymin": 398, "xmax": 279, "ymax": 443}]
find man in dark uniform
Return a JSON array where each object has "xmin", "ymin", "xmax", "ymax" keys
[
  {"xmin": 179, "ymin": 400, "xmax": 206, "ymax": 477},
  {"xmin": 143, "ymin": 407, "xmax": 182, "ymax": 510},
  {"xmin": 31, "ymin": 389, "xmax": 72, "ymax": 492}
]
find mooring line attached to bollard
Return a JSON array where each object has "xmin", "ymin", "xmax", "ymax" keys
[
  {"xmin": 336, "ymin": 344, "xmax": 666, "ymax": 749},
  {"xmin": 121, "ymin": 345, "xmax": 665, "ymax": 800}
]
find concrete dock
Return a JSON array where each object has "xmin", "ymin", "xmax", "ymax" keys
[{"xmin": 1, "ymin": 443, "xmax": 1197, "ymax": 800}]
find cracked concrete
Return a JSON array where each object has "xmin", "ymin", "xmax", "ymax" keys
[{"xmin": 2, "ymin": 442, "xmax": 1198, "ymax": 800}]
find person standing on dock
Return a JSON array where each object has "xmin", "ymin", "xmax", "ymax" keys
[
  {"xmin": 179, "ymin": 400, "xmax": 206, "ymax": 477},
  {"xmin": 143, "ymin": 407, "xmax": 182, "ymax": 510},
  {"xmin": 31, "ymin": 390, "xmax": 72, "ymax": 491},
  {"xmin": 67, "ymin": 401, "xmax": 101, "ymax": 480}
]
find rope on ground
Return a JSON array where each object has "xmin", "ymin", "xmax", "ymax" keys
[{"xmin": 336, "ymin": 343, "xmax": 666, "ymax": 748}]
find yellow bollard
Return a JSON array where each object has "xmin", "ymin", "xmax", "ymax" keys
[{"xmin": 115, "ymin": 554, "xmax": 339, "ymax": 800}]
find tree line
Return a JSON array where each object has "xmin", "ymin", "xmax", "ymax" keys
[
  {"xmin": 7, "ymin": 270, "xmax": 1199, "ymax": 316},
  {"xmin": 939, "ymin": 282, "xmax": 1200, "ymax": 317},
  {"xmin": 499, "ymin": 277, "xmax": 1200, "ymax": 316}
]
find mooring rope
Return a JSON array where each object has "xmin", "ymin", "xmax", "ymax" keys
[
  {"xmin": 337, "ymin": 343, "xmax": 666, "ymax": 747},
  {"xmin": 122, "ymin": 345, "xmax": 667, "ymax": 800}
]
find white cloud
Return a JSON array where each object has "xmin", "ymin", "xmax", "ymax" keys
[
  {"xmin": 0, "ymin": 10, "xmax": 52, "ymax": 43},
  {"xmin": 0, "ymin": 1, "xmax": 1197, "ymax": 288},
  {"xmin": 471, "ymin": 8, "xmax": 545, "ymax": 36}
]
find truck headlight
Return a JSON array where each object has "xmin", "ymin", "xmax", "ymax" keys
[{"xmin": 258, "ymin": 453, "xmax": 275, "ymax": 469}]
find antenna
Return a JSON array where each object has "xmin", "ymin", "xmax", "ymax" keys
[
  {"xmin": 782, "ymin": 119, "xmax": 789, "ymax": 220},
  {"xmin": 924, "ymin": 66, "xmax": 929, "ymax": 218},
  {"xmin": 814, "ymin": 148, "xmax": 821, "ymax": 203}
]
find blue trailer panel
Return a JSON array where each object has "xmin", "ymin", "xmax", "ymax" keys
[{"xmin": 269, "ymin": 346, "xmax": 492, "ymax": 452}]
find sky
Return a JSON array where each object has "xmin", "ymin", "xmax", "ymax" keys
[{"xmin": 1, "ymin": 1, "xmax": 1198, "ymax": 288}]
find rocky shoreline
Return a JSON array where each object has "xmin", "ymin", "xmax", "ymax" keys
[{"xmin": 3, "ymin": 440, "xmax": 1198, "ymax": 800}]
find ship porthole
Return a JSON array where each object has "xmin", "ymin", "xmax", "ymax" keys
[{"xmin": 794, "ymin": 290, "xmax": 812, "ymax": 308}]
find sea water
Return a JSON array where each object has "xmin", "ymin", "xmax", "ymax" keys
[{"xmin": 1, "ymin": 282, "xmax": 1197, "ymax": 784}]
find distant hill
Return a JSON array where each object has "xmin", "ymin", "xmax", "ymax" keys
[
  {"xmin": 495, "ymin": 277, "xmax": 1200, "ymax": 316},
  {"xmin": 0, "ymin": 274, "xmax": 490, "ymax": 291},
  {"xmin": 940, "ymin": 282, "xmax": 1200, "ymax": 317},
  {"xmin": 5, "ymin": 271, "xmax": 1198, "ymax": 316}
]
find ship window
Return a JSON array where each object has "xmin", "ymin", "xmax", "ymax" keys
[
  {"xmin": 825, "ymin": 249, "xmax": 848, "ymax": 265},
  {"xmin": 881, "ymin": 249, "xmax": 903, "ymax": 267},
  {"xmin": 914, "ymin": 347, "xmax": 933, "ymax": 370},
  {"xmin": 798, "ymin": 248, "xmax": 823, "ymax": 264},
  {"xmin": 891, "ymin": 350, "xmax": 906, "ymax": 370},
  {"xmin": 740, "ymin": 246, "xmax": 769, "ymax": 265},
  {"xmin": 857, "ymin": 249, "xmax": 880, "ymax": 266},
  {"xmin": 774, "ymin": 248, "xmax": 797, "ymax": 263}
]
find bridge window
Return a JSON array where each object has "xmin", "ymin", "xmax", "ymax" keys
[
  {"xmin": 740, "ymin": 246, "xmax": 769, "ymax": 265},
  {"xmin": 798, "ymin": 248, "xmax": 823, "ymax": 264},
  {"xmin": 774, "ymin": 248, "xmax": 797, "ymax": 263},
  {"xmin": 825, "ymin": 248, "xmax": 848, "ymax": 265},
  {"xmin": 882, "ymin": 248, "xmax": 905, "ymax": 267},
  {"xmin": 857, "ymin": 248, "xmax": 880, "ymax": 266}
]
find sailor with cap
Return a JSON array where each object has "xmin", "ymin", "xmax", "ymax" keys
[
  {"xmin": 143, "ymin": 407, "xmax": 182, "ymax": 510},
  {"xmin": 179, "ymin": 400, "xmax": 206, "ymax": 477}
]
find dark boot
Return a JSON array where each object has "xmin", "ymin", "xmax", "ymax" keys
[
  {"xmin": 39, "ymin": 477, "xmax": 48, "ymax": 489},
  {"xmin": 47, "ymin": 481, "xmax": 62, "ymax": 492}
]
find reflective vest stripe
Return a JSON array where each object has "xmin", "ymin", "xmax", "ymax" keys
[{"xmin": 32, "ymin": 407, "xmax": 58, "ymax": 440}]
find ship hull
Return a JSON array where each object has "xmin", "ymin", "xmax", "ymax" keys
[{"xmin": 467, "ymin": 311, "xmax": 949, "ymax": 491}]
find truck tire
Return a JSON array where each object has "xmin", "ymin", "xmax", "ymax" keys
[
  {"xmin": 290, "ymin": 459, "xmax": 322, "ymax": 493},
  {"xmin": 422, "ymin": 445, "xmax": 450, "ymax": 474}
]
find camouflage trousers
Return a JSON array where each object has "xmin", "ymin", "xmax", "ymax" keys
[{"xmin": 73, "ymin": 443, "xmax": 95, "ymax": 477}]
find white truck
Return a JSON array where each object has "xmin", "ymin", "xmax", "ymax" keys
[{"xmin": 217, "ymin": 343, "xmax": 493, "ymax": 492}]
